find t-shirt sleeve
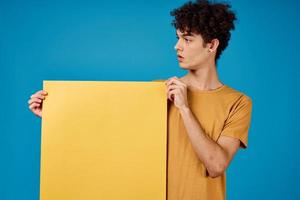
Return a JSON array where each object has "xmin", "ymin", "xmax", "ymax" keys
[{"xmin": 220, "ymin": 95, "xmax": 253, "ymax": 149}]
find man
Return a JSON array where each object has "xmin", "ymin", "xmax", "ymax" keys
[{"xmin": 28, "ymin": 0, "xmax": 252, "ymax": 199}]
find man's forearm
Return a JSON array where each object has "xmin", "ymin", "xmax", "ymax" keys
[{"xmin": 178, "ymin": 106, "xmax": 228, "ymax": 177}]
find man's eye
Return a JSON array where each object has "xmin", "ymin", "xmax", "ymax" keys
[{"xmin": 184, "ymin": 38, "xmax": 191, "ymax": 42}]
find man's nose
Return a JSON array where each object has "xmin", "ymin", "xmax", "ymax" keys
[{"xmin": 174, "ymin": 40, "xmax": 182, "ymax": 51}]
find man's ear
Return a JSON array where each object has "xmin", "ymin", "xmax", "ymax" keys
[{"xmin": 208, "ymin": 39, "xmax": 219, "ymax": 52}]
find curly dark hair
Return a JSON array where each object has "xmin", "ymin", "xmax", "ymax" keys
[{"xmin": 170, "ymin": 0, "xmax": 237, "ymax": 61}]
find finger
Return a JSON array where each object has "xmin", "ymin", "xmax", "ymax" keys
[
  {"xmin": 31, "ymin": 93, "xmax": 46, "ymax": 100},
  {"xmin": 167, "ymin": 90, "xmax": 173, "ymax": 101},
  {"xmin": 168, "ymin": 89, "xmax": 179, "ymax": 101},
  {"xmin": 29, "ymin": 102, "xmax": 40, "ymax": 110},
  {"xmin": 166, "ymin": 76, "xmax": 176, "ymax": 85},
  {"xmin": 167, "ymin": 87, "xmax": 180, "ymax": 100},
  {"xmin": 166, "ymin": 77, "xmax": 186, "ymax": 87},
  {"xmin": 166, "ymin": 77, "xmax": 175, "ymax": 86},
  {"xmin": 167, "ymin": 85, "xmax": 179, "ymax": 97},
  {"xmin": 167, "ymin": 84, "xmax": 185, "ymax": 92},
  {"xmin": 169, "ymin": 78, "xmax": 185, "ymax": 86},
  {"xmin": 31, "ymin": 90, "xmax": 47, "ymax": 97},
  {"xmin": 167, "ymin": 85, "xmax": 186, "ymax": 100},
  {"xmin": 167, "ymin": 87, "xmax": 174, "ymax": 100},
  {"xmin": 167, "ymin": 89, "xmax": 173, "ymax": 100},
  {"xmin": 31, "ymin": 93, "xmax": 46, "ymax": 99},
  {"xmin": 36, "ymin": 90, "xmax": 48, "ymax": 95},
  {"xmin": 28, "ymin": 97, "xmax": 43, "ymax": 105},
  {"xmin": 42, "ymin": 90, "xmax": 48, "ymax": 95}
]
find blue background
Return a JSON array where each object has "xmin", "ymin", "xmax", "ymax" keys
[{"xmin": 1, "ymin": 0, "xmax": 299, "ymax": 199}]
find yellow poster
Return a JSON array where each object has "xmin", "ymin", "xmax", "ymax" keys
[{"xmin": 40, "ymin": 81, "xmax": 167, "ymax": 200}]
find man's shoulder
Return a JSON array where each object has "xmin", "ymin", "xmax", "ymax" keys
[{"xmin": 224, "ymin": 85, "xmax": 252, "ymax": 104}]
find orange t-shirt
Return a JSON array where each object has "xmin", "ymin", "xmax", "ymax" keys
[{"xmin": 154, "ymin": 79, "xmax": 253, "ymax": 200}]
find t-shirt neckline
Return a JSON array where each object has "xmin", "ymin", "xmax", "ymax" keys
[{"xmin": 187, "ymin": 84, "xmax": 227, "ymax": 94}]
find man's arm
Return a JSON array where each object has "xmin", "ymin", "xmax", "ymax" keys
[
  {"xmin": 165, "ymin": 76, "xmax": 241, "ymax": 178},
  {"xmin": 179, "ymin": 106, "xmax": 240, "ymax": 178}
]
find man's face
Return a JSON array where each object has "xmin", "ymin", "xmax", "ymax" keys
[{"xmin": 175, "ymin": 29, "xmax": 212, "ymax": 70}]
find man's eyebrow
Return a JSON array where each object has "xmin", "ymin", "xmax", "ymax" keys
[
  {"xmin": 176, "ymin": 32, "xmax": 194, "ymax": 37},
  {"xmin": 183, "ymin": 33, "xmax": 194, "ymax": 37}
]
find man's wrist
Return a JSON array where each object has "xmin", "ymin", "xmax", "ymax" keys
[{"xmin": 178, "ymin": 105, "xmax": 191, "ymax": 114}]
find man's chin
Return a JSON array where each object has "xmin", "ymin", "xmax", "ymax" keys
[{"xmin": 178, "ymin": 63, "xmax": 190, "ymax": 70}]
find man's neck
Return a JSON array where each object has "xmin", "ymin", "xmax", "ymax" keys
[{"xmin": 180, "ymin": 63, "xmax": 223, "ymax": 91}]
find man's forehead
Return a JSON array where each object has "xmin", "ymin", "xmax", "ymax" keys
[{"xmin": 176, "ymin": 29, "xmax": 197, "ymax": 37}]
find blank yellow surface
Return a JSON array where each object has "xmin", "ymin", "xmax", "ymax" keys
[{"xmin": 40, "ymin": 81, "xmax": 167, "ymax": 200}]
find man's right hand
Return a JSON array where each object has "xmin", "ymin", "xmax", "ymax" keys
[{"xmin": 28, "ymin": 90, "xmax": 48, "ymax": 118}]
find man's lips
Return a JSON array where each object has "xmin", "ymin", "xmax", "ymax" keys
[{"xmin": 177, "ymin": 55, "xmax": 184, "ymax": 61}]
